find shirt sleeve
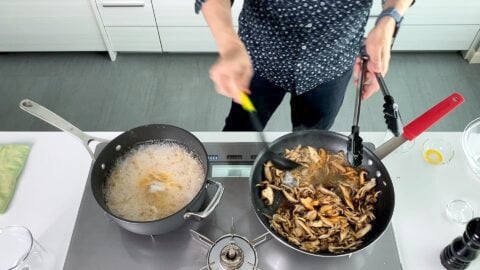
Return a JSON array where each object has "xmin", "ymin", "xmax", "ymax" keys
[{"xmin": 194, "ymin": 0, "xmax": 206, "ymax": 14}]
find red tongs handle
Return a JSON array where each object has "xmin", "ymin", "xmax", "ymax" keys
[{"xmin": 403, "ymin": 92, "xmax": 464, "ymax": 141}]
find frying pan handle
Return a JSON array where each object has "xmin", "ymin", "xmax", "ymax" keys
[
  {"xmin": 403, "ymin": 93, "xmax": 464, "ymax": 141},
  {"xmin": 184, "ymin": 180, "xmax": 224, "ymax": 220},
  {"xmin": 19, "ymin": 99, "xmax": 108, "ymax": 159},
  {"xmin": 374, "ymin": 92, "xmax": 464, "ymax": 160}
]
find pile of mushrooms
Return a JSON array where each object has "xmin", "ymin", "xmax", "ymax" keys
[{"xmin": 258, "ymin": 146, "xmax": 380, "ymax": 253}]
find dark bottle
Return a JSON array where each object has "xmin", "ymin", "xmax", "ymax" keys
[{"xmin": 440, "ymin": 217, "xmax": 480, "ymax": 270}]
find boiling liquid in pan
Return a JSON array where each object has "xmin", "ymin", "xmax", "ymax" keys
[{"xmin": 104, "ymin": 142, "xmax": 205, "ymax": 222}]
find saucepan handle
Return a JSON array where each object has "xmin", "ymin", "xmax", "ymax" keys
[
  {"xmin": 184, "ymin": 180, "xmax": 224, "ymax": 220},
  {"xmin": 19, "ymin": 99, "xmax": 108, "ymax": 159}
]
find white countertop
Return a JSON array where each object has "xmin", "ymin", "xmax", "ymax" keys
[{"xmin": 0, "ymin": 131, "xmax": 479, "ymax": 270}]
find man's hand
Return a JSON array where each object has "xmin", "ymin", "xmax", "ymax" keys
[
  {"xmin": 201, "ymin": 0, "xmax": 253, "ymax": 103},
  {"xmin": 209, "ymin": 39, "xmax": 253, "ymax": 104},
  {"xmin": 354, "ymin": 17, "xmax": 396, "ymax": 100}
]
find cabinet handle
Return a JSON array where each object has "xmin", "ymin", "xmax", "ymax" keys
[{"xmin": 102, "ymin": 1, "xmax": 145, "ymax": 7}]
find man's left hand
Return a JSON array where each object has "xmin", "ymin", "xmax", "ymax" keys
[{"xmin": 353, "ymin": 17, "xmax": 396, "ymax": 100}]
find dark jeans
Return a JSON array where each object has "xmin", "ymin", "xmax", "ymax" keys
[{"xmin": 223, "ymin": 69, "xmax": 353, "ymax": 131}]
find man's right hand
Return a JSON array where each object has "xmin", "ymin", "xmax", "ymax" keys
[{"xmin": 209, "ymin": 39, "xmax": 253, "ymax": 104}]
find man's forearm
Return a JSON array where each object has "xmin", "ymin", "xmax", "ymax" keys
[{"xmin": 201, "ymin": 0, "xmax": 241, "ymax": 54}]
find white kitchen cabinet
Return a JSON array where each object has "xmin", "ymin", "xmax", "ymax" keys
[
  {"xmin": 1, "ymin": 0, "xmax": 478, "ymax": 57},
  {"xmin": 402, "ymin": 0, "xmax": 480, "ymax": 25},
  {"xmin": 393, "ymin": 26, "xmax": 480, "ymax": 51},
  {"xmin": 97, "ymin": 0, "xmax": 157, "ymax": 26},
  {"xmin": 152, "ymin": 0, "xmax": 243, "ymax": 26},
  {"xmin": 154, "ymin": 0, "xmax": 480, "ymax": 53},
  {"xmin": 105, "ymin": 27, "xmax": 162, "ymax": 51},
  {"xmin": 94, "ymin": 0, "xmax": 160, "ymax": 54},
  {"xmin": 0, "ymin": 0, "xmax": 106, "ymax": 51},
  {"xmin": 158, "ymin": 27, "xmax": 216, "ymax": 52}
]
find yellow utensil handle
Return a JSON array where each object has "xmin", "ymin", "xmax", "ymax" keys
[{"xmin": 239, "ymin": 92, "xmax": 256, "ymax": 112}]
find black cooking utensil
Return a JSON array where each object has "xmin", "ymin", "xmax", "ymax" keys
[
  {"xmin": 347, "ymin": 51, "xmax": 367, "ymax": 167},
  {"xmin": 239, "ymin": 92, "xmax": 301, "ymax": 171},
  {"xmin": 376, "ymin": 73, "xmax": 404, "ymax": 136}
]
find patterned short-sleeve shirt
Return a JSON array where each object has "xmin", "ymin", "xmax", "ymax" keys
[{"xmin": 196, "ymin": 0, "xmax": 372, "ymax": 95}]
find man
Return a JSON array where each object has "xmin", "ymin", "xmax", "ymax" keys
[{"xmin": 196, "ymin": 0, "xmax": 413, "ymax": 131}]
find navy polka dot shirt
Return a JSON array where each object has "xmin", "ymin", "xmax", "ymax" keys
[{"xmin": 196, "ymin": 0, "xmax": 372, "ymax": 95}]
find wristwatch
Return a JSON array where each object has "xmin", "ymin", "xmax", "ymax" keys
[{"xmin": 375, "ymin": 7, "xmax": 403, "ymax": 38}]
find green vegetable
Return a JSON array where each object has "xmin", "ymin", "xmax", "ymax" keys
[{"xmin": 0, "ymin": 144, "xmax": 31, "ymax": 213}]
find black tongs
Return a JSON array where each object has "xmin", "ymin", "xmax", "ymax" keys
[
  {"xmin": 348, "ymin": 46, "xmax": 404, "ymax": 167},
  {"xmin": 376, "ymin": 73, "xmax": 404, "ymax": 136},
  {"xmin": 347, "ymin": 50, "xmax": 367, "ymax": 167}
]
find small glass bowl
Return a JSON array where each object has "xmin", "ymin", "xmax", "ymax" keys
[
  {"xmin": 0, "ymin": 226, "xmax": 55, "ymax": 270},
  {"xmin": 422, "ymin": 138, "xmax": 454, "ymax": 165},
  {"xmin": 445, "ymin": 200, "xmax": 474, "ymax": 224}
]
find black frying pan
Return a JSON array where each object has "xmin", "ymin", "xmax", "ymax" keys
[
  {"xmin": 251, "ymin": 93, "xmax": 464, "ymax": 257},
  {"xmin": 19, "ymin": 99, "xmax": 224, "ymax": 235}
]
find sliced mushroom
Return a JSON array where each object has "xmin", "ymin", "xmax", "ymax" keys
[
  {"xmin": 355, "ymin": 178, "xmax": 376, "ymax": 200},
  {"xmin": 308, "ymin": 146, "xmax": 320, "ymax": 163},
  {"xmin": 298, "ymin": 185, "xmax": 315, "ymax": 198},
  {"xmin": 340, "ymin": 227, "xmax": 349, "ymax": 242},
  {"xmin": 288, "ymin": 236, "xmax": 301, "ymax": 246},
  {"xmin": 330, "ymin": 160, "xmax": 346, "ymax": 173},
  {"xmin": 300, "ymin": 239, "xmax": 321, "ymax": 253},
  {"xmin": 319, "ymin": 215, "xmax": 335, "ymax": 228},
  {"xmin": 317, "ymin": 148, "xmax": 327, "ymax": 166},
  {"xmin": 318, "ymin": 185, "xmax": 340, "ymax": 199},
  {"xmin": 359, "ymin": 170, "xmax": 367, "ymax": 185},
  {"xmin": 292, "ymin": 227, "xmax": 305, "ymax": 238},
  {"xmin": 282, "ymin": 189, "xmax": 299, "ymax": 203},
  {"xmin": 305, "ymin": 210, "xmax": 317, "ymax": 221},
  {"xmin": 264, "ymin": 145, "xmax": 379, "ymax": 254},
  {"xmin": 295, "ymin": 218, "xmax": 315, "ymax": 237},
  {"xmin": 318, "ymin": 229, "xmax": 335, "ymax": 239},
  {"xmin": 300, "ymin": 197, "xmax": 316, "ymax": 210},
  {"xmin": 310, "ymin": 220, "xmax": 324, "ymax": 228},
  {"xmin": 355, "ymin": 224, "xmax": 372, "ymax": 239},
  {"xmin": 264, "ymin": 161, "xmax": 273, "ymax": 182},
  {"xmin": 261, "ymin": 186, "xmax": 274, "ymax": 206},
  {"xmin": 339, "ymin": 184, "xmax": 355, "ymax": 210}
]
